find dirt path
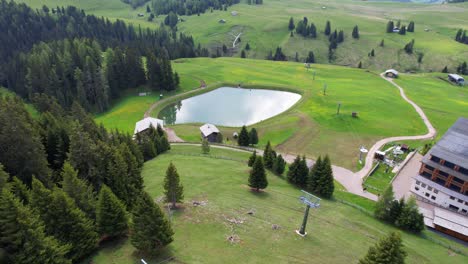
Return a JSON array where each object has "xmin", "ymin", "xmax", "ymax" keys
[{"xmin": 165, "ymin": 127, "xmax": 185, "ymax": 143}]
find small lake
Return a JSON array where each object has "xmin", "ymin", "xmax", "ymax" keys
[{"xmin": 158, "ymin": 87, "xmax": 301, "ymax": 127}]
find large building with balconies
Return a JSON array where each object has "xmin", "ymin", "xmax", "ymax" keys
[{"xmin": 411, "ymin": 118, "xmax": 468, "ymax": 241}]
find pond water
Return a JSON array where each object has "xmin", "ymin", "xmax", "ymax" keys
[{"xmin": 158, "ymin": 87, "xmax": 301, "ymax": 127}]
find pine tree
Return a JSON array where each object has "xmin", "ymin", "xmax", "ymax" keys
[
  {"xmin": 306, "ymin": 51, "xmax": 315, "ymax": 63},
  {"xmin": 202, "ymin": 138, "xmax": 210, "ymax": 154},
  {"xmin": 96, "ymin": 185, "xmax": 129, "ymax": 238},
  {"xmin": 287, "ymin": 155, "xmax": 301, "ymax": 184},
  {"xmin": 442, "ymin": 66, "xmax": 448, "ymax": 73},
  {"xmin": 272, "ymin": 154, "xmax": 286, "ymax": 175},
  {"xmin": 8, "ymin": 177, "xmax": 31, "ymax": 205},
  {"xmin": 0, "ymin": 164, "xmax": 8, "ymax": 190},
  {"xmin": 404, "ymin": 39, "xmax": 415, "ymax": 54},
  {"xmin": 309, "ymin": 23, "xmax": 317, "ymax": 38},
  {"xmin": 359, "ymin": 232, "xmax": 406, "ymax": 264},
  {"xmin": 248, "ymin": 150, "xmax": 257, "ymax": 167},
  {"xmin": 325, "ymin": 20, "xmax": 331, "ymax": 36},
  {"xmin": 455, "ymin": 29, "xmax": 463, "ymax": 42},
  {"xmin": 0, "ymin": 189, "xmax": 70, "ymax": 264},
  {"xmin": 238, "ymin": 125, "xmax": 250, "ymax": 146},
  {"xmin": 380, "ymin": 39, "xmax": 385, "ymax": 47},
  {"xmin": 263, "ymin": 141, "xmax": 274, "ymax": 169},
  {"xmin": 317, "ymin": 155, "xmax": 334, "ymax": 198},
  {"xmin": 407, "ymin": 21, "xmax": 415, "ymax": 32},
  {"xmin": 131, "ymin": 191, "xmax": 173, "ymax": 252},
  {"xmin": 399, "ymin": 25, "xmax": 406, "ymax": 35},
  {"xmin": 249, "ymin": 128, "xmax": 259, "ymax": 145},
  {"xmin": 288, "ymin": 17, "xmax": 295, "ymax": 31},
  {"xmin": 386, "ymin": 21, "xmax": 394, "ymax": 33},
  {"xmin": 61, "ymin": 162, "xmax": 97, "ymax": 220},
  {"xmin": 160, "ymin": 135, "xmax": 171, "ymax": 153},
  {"xmin": 146, "ymin": 4, "xmax": 151, "ymax": 13},
  {"xmin": 241, "ymin": 50, "xmax": 246, "ymax": 58},
  {"xmin": 164, "ymin": 162, "xmax": 184, "ymax": 208},
  {"xmin": 395, "ymin": 196, "xmax": 424, "ymax": 233},
  {"xmin": 248, "ymin": 157, "xmax": 268, "ymax": 191},
  {"xmin": 296, "ymin": 156, "xmax": 309, "ymax": 188},
  {"xmin": 374, "ymin": 185, "xmax": 395, "ymax": 221},
  {"xmin": 358, "ymin": 61, "xmax": 362, "ymax": 68},
  {"xmin": 352, "ymin": 25, "xmax": 360, "ymax": 39},
  {"xmin": 245, "ymin": 43, "xmax": 251, "ymax": 50},
  {"xmin": 337, "ymin": 30, "xmax": 344, "ymax": 43},
  {"xmin": 307, "ymin": 156, "xmax": 322, "ymax": 193},
  {"xmin": 370, "ymin": 49, "xmax": 375, "ymax": 57}
]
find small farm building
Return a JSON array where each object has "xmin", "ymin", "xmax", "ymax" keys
[
  {"xmin": 448, "ymin": 74, "xmax": 465, "ymax": 86},
  {"xmin": 134, "ymin": 117, "xmax": 164, "ymax": 136},
  {"xmin": 200, "ymin": 124, "xmax": 220, "ymax": 142},
  {"xmin": 384, "ymin": 69, "xmax": 399, "ymax": 78}
]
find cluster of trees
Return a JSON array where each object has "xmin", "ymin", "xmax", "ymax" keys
[
  {"xmin": 247, "ymin": 0, "xmax": 263, "ymax": 4},
  {"xmin": 249, "ymin": 141, "xmax": 286, "ymax": 176},
  {"xmin": 375, "ymin": 186, "xmax": 425, "ymax": 233},
  {"xmin": 288, "ymin": 155, "xmax": 334, "ymax": 198},
  {"xmin": 291, "ymin": 17, "xmax": 318, "ymax": 38},
  {"xmin": 266, "ymin": 47, "xmax": 287, "ymax": 61},
  {"xmin": 386, "ymin": 20, "xmax": 415, "ymax": 34},
  {"xmin": 0, "ymin": 96, "xmax": 174, "ymax": 262},
  {"xmin": 11, "ymin": 38, "xmax": 179, "ymax": 113},
  {"xmin": 238, "ymin": 126, "xmax": 259, "ymax": 146},
  {"xmin": 151, "ymin": 0, "xmax": 240, "ymax": 16},
  {"xmin": 359, "ymin": 232, "xmax": 407, "ymax": 264},
  {"xmin": 164, "ymin": 11, "xmax": 179, "ymax": 28},
  {"xmin": 455, "ymin": 29, "xmax": 468, "ymax": 45},
  {"xmin": 135, "ymin": 124, "xmax": 171, "ymax": 161},
  {"xmin": 121, "ymin": 0, "xmax": 150, "ymax": 8},
  {"xmin": 1, "ymin": 1, "xmax": 201, "ymax": 112}
]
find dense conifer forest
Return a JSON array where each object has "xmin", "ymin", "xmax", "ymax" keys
[{"xmin": 151, "ymin": 0, "xmax": 241, "ymax": 16}]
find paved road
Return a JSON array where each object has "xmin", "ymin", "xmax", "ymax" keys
[
  {"xmin": 392, "ymin": 153, "xmax": 423, "ymax": 200},
  {"xmin": 152, "ymin": 73, "xmax": 436, "ymax": 202}
]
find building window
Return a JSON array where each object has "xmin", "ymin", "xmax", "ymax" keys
[
  {"xmin": 431, "ymin": 196, "xmax": 436, "ymax": 200},
  {"xmin": 421, "ymin": 183, "xmax": 427, "ymax": 188},
  {"xmin": 439, "ymin": 170, "xmax": 448, "ymax": 177},
  {"xmin": 460, "ymin": 167, "xmax": 468, "ymax": 175},
  {"xmin": 449, "ymin": 204, "xmax": 459, "ymax": 211},
  {"xmin": 428, "ymin": 187, "xmax": 433, "ymax": 191},
  {"xmin": 430, "ymin": 156, "xmax": 441, "ymax": 163},
  {"xmin": 421, "ymin": 171, "xmax": 431, "ymax": 178},
  {"xmin": 450, "ymin": 196, "xmax": 455, "ymax": 200},
  {"xmin": 458, "ymin": 199, "xmax": 463, "ymax": 203},
  {"xmin": 444, "ymin": 160, "xmax": 456, "ymax": 169},
  {"xmin": 425, "ymin": 193, "xmax": 430, "ymax": 197},
  {"xmin": 434, "ymin": 189, "xmax": 438, "ymax": 194},
  {"xmin": 465, "ymin": 201, "xmax": 468, "ymax": 206},
  {"xmin": 462, "ymin": 209, "xmax": 467, "ymax": 214},
  {"xmin": 416, "ymin": 181, "xmax": 420, "ymax": 185},
  {"xmin": 425, "ymin": 164, "xmax": 435, "ymax": 171},
  {"xmin": 453, "ymin": 177, "xmax": 464, "ymax": 184},
  {"xmin": 415, "ymin": 187, "xmax": 420, "ymax": 191}
]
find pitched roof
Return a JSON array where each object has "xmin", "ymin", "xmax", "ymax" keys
[
  {"xmin": 426, "ymin": 118, "xmax": 468, "ymax": 169},
  {"xmin": 448, "ymin": 74, "xmax": 465, "ymax": 81},
  {"xmin": 385, "ymin": 69, "xmax": 399, "ymax": 75},
  {"xmin": 200, "ymin": 123, "xmax": 219, "ymax": 137},
  {"xmin": 134, "ymin": 117, "xmax": 164, "ymax": 135},
  {"xmin": 433, "ymin": 207, "xmax": 468, "ymax": 236}
]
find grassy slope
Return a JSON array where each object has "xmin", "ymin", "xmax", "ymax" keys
[
  {"xmin": 394, "ymin": 72, "xmax": 468, "ymax": 137},
  {"xmin": 84, "ymin": 145, "xmax": 468, "ymax": 264},
  {"xmin": 19, "ymin": 0, "xmax": 468, "ymax": 72}
]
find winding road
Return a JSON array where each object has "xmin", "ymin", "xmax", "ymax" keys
[{"xmin": 151, "ymin": 72, "xmax": 437, "ymax": 201}]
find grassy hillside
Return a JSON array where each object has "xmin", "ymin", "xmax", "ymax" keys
[
  {"xmin": 21, "ymin": 0, "xmax": 468, "ymax": 72},
  {"xmin": 96, "ymin": 57, "xmax": 432, "ymax": 170},
  {"xmin": 82, "ymin": 145, "xmax": 468, "ymax": 264}
]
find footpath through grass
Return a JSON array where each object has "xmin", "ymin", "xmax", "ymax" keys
[{"xmin": 83, "ymin": 145, "xmax": 468, "ymax": 264}]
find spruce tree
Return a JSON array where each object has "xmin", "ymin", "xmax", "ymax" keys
[
  {"xmin": 0, "ymin": 164, "xmax": 8, "ymax": 190},
  {"xmin": 248, "ymin": 150, "xmax": 257, "ymax": 167},
  {"xmin": 273, "ymin": 154, "xmax": 286, "ymax": 175},
  {"xmin": 407, "ymin": 21, "xmax": 415, "ymax": 32},
  {"xmin": 399, "ymin": 25, "xmax": 406, "ymax": 35},
  {"xmin": 306, "ymin": 51, "xmax": 315, "ymax": 63},
  {"xmin": 241, "ymin": 50, "xmax": 246, "ymax": 58},
  {"xmin": 96, "ymin": 185, "xmax": 129, "ymax": 238},
  {"xmin": 0, "ymin": 189, "xmax": 70, "ymax": 264},
  {"xmin": 160, "ymin": 135, "xmax": 171, "ymax": 152},
  {"xmin": 245, "ymin": 43, "xmax": 251, "ymax": 50},
  {"xmin": 359, "ymin": 232, "xmax": 406, "ymax": 264},
  {"xmin": 325, "ymin": 20, "xmax": 331, "ymax": 35},
  {"xmin": 309, "ymin": 23, "xmax": 317, "ymax": 38},
  {"xmin": 442, "ymin": 66, "xmax": 448, "ymax": 73},
  {"xmin": 358, "ymin": 61, "xmax": 362, "ymax": 68},
  {"xmin": 386, "ymin": 21, "xmax": 394, "ymax": 33},
  {"xmin": 380, "ymin": 39, "xmax": 385, "ymax": 47},
  {"xmin": 131, "ymin": 191, "xmax": 173, "ymax": 253},
  {"xmin": 249, "ymin": 128, "xmax": 259, "ymax": 145},
  {"xmin": 287, "ymin": 155, "xmax": 301, "ymax": 184},
  {"xmin": 238, "ymin": 125, "xmax": 250, "ymax": 146},
  {"xmin": 288, "ymin": 17, "xmax": 295, "ymax": 31},
  {"xmin": 61, "ymin": 162, "xmax": 97, "ymax": 220},
  {"xmin": 374, "ymin": 185, "xmax": 395, "ymax": 222},
  {"xmin": 202, "ymin": 138, "xmax": 210, "ymax": 154},
  {"xmin": 352, "ymin": 25, "xmax": 360, "ymax": 39},
  {"xmin": 164, "ymin": 162, "xmax": 184, "ymax": 208},
  {"xmin": 395, "ymin": 196, "xmax": 424, "ymax": 233},
  {"xmin": 317, "ymin": 155, "xmax": 334, "ymax": 198},
  {"xmin": 296, "ymin": 156, "xmax": 309, "ymax": 188},
  {"xmin": 307, "ymin": 156, "xmax": 322, "ymax": 193},
  {"xmin": 248, "ymin": 157, "xmax": 268, "ymax": 191},
  {"xmin": 263, "ymin": 141, "xmax": 274, "ymax": 169},
  {"xmin": 370, "ymin": 49, "xmax": 375, "ymax": 57}
]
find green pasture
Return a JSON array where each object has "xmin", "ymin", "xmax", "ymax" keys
[
  {"xmin": 83, "ymin": 145, "xmax": 468, "ymax": 264},
  {"xmin": 394, "ymin": 72, "xmax": 468, "ymax": 138},
  {"xmin": 19, "ymin": 0, "xmax": 468, "ymax": 71}
]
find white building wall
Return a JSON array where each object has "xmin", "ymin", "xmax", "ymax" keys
[{"xmin": 411, "ymin": 175, "xmax": 468, "ymax": 215}]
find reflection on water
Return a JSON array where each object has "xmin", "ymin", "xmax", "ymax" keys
[{"xmin": 158, "ymin": 87, "xmax": 301, "ymax": 127}]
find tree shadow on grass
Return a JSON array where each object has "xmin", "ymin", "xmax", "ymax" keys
[{"xmin": 249, "ymin": 189, "xmax": 271, "ymax": 199}]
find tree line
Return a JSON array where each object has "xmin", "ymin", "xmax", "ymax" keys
[
  {"xmin": 9, "ymin": 38, "xmax": 179, "ymax": 113},
  {"xmin": 0, "ymin": 95, "xmax": 175, "ymax": 262},
  {"xmin": 151, "ymin": 0, "xmax": 240, "ymax": 16},
  {"xmin": 122, "ymin": 0, "xmax": 150, "ymax": 9}
]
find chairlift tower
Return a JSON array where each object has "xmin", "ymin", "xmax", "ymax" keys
[{"xmin": 296, "ymin": 190, "xmax": 321, "ymax": 237}]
